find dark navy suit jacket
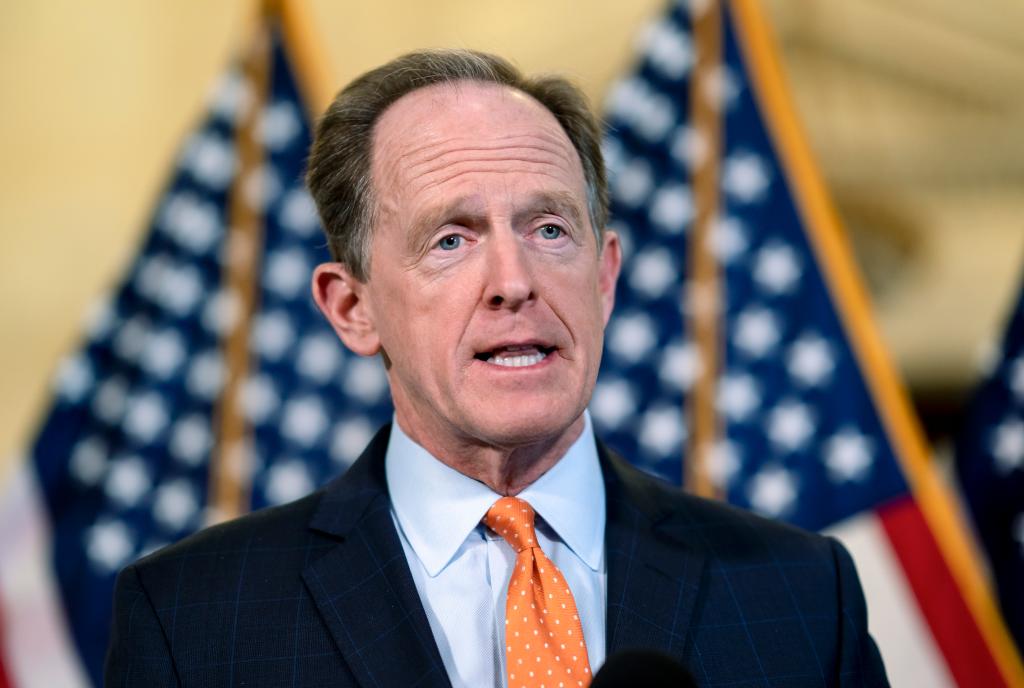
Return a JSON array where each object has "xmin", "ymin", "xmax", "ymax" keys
[{"xmin": 105, "ymin": 426, "xmax": 889, "ymax": 687}]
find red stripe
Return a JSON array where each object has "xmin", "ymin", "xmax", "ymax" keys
[
  {"xmin": 878, "ymin": 497, "xmax": 1006, "ymax": 687},
  {"xmin": 0, "ymin": 600, "xmax": 12, "ymax": 688}
]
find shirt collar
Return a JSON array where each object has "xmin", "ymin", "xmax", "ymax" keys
[{"xmin": 385, "ymin": 413, "xmax": 605, "ymax": 577}]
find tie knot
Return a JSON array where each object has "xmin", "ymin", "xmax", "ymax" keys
[{"xmin": 483, "ymin": 497, "xmax": 538, "ymax": 553}]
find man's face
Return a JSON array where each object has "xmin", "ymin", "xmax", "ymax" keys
[{"xmin": 322, "ymin": 82, "xmax": 620, "ymax": 451}]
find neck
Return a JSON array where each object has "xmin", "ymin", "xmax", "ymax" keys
[{"xmin": 394, "ymin": 413, "xmax": 586, "ymax": 495}]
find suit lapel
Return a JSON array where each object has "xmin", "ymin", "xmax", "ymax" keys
[
  {"xmin": 302, "ymin": 426, "xmax": 451, "ymax": 688},
  {"xmin": 600, "ymin": 443, "xmax": 708, "ymax": 658}
]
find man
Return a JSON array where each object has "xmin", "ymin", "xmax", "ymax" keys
[{"xmin": 106, "ymin": 50, "xmax": 888, "ymax": 687}]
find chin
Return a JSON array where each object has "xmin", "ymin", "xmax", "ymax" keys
[{"xmin": 465, "ymin": 398, "xmax": 587, "ymax": 449}]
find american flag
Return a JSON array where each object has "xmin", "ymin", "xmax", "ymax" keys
[
  {"xmin": 591, "ymin": 0, "xmax": 1024, "ymax": 686},
  {"xmin": 0, "ymin": 18, "xmax": 392, "ymax": 687},
  {"xmin": 957, "ymin": 269, "xmax": 1024, "ymax": 656}
]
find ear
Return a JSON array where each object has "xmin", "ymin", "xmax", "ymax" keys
[
  {"xmin": 311, "ymin": 262, "xmax": 381, "ymax": 356},
  {"xmin": 598, "ymin": 230, "xmax": 622, "ymax": 326}
]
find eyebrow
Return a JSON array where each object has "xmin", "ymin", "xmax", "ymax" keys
[{"xmin": 408, "ymin": 190, "xmax": 586, "ymax": 250}]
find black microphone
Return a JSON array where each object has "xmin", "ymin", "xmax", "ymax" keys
[{"xmin": 591, "ymin": 649, "xmax": 698, "ymax": 687}]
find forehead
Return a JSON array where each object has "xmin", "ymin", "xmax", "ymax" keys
[{"xmin": 369, "ymin": 81, "xmax": 586, "ymax": 201}]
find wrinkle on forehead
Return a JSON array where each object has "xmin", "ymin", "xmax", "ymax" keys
[{"xmin": 370, "ymin": 83, "xmax": 586, "ymax": 210}]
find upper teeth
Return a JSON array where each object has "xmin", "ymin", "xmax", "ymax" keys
[{"xmin": 488, "ymin": 352, "xmax": 546, "ymax": 367}]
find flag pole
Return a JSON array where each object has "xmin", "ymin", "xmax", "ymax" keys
[
  {"xmin": 208, "ymin": 6, "xmax": 272, "ymax": 524},
  {"xmin": 686, "ymin": 0, "xmax": 725, "ymax": 499}
]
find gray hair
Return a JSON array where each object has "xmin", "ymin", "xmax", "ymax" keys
[{"xmin": 305, "ymin": 49, "xmax": 609, "ymax": 281}]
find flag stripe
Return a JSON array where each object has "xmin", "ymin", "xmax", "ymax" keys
[
  {"xmin": 0, "ymin": 468, "xmax": 90, "ymax": 687},
  {"xmin": 828, "ymin": 510, "xmax": 955, "ymax": 688},
  {"xmin": 879, "ymin": 498, "xmax": 1007, "ymax": 687},
  {"xmin": 727, "ymin": 0, "xmax": 1024, "ymax": 683}
]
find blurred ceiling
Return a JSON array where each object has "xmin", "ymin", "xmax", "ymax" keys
[{"xmin": 764, "ymin": 0, "xmax": 1024, "ymax": 392}]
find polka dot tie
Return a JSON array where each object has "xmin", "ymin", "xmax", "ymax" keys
[{"xmin": 483, "ymin": 497, "xmax": 592, "ymax": 688}]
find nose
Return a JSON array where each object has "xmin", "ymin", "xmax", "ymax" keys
[{"xmin": 483, "ymin": 232, "xmax": 535, "ymax": 310}]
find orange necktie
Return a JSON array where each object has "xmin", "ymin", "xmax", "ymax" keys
[{"xmin": 484, "ymin": 496, "xmax": 592, "ymax": 688}]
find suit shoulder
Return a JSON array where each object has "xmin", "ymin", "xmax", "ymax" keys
[
  {"xmin": 608, "ymin": 453, "xmax": 837, "ymax": 563},
  {"xmin": 123, "ymin": 489, "xmax": 331, "ymax": 599}
]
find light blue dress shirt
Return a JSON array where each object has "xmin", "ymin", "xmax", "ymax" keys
[{"xmin": 385, "ymin": 413, "xmax": 607, "ymax": 688}]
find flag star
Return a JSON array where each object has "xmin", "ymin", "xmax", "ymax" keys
[
  {"xmin": 589, "ymin": 379, "xmax": 637, "ymax": 429},
  {"xmin": 330, "ymin": 417, "xmax": 375, "ymax": 467},
  {"xmin": 104, "ymin": 457, "xmax": 151, "ymax": 507},
  {"xmin": 92, "ymin": 376, "xmax": 129, "ymax": 424},
  {"xmin": 648, "ymin": 185, "xmax": 694, "ymax": 234},
  {"xmin": 639, "ymin": 405, "xmax": 685, "ymax": 456},
  {"xmin": 660, "ymin": 341, "xmax": 702, "ymax": 392},
  {"xmin": 278, "ymin": 188, "xmax": 320, "ymax": 236},
  {"xmin": 629, "ymin": 247, "xmax": 678, "ymax": 299},
  {"xmin": 704, "ymin": 440, "xmax": 741, "ymax": 489},
  {"xmin": 182, "ymin": 132, "xmax": 235, "ymax": 189},
  {"xmin": 640, "ymin": 18, "xmax": 693, "ymax": 79},
  {"xmin": 708, "ymin": 216, "xmax": 747, "ymax": 264},
  {"xmin": 608, "ymin": 312, "xmax": 658, "ymax": 363},
  {"xmin": 610, "ymin": 157, "xmax": 654, "ymax": 207},
  {"xmin": 170, "ymin": 414, "xmax": 213, "ymax": 466},
  {"xmin": 787, "ymin": 334, "xmax": 835, "ymax": 387},
  {"xmin": 701, "ymin": 64, "xmax": 740, "ymax": 111},
  {"xmin": 824, "ymin": 429, "xmax": 874, "ymax": 482},
  {"xmin": 1010, "ymin": 357, "xmax": 1024, "ymax": 401},
  {"xmin": 280, "ymin": 396, "xmax": 328, "ymax": 446},
  {"xmin": 754, "ymin": 243, "xmax": 802, "ymax": 295},
  {"xmin": 140, "ymin": 329, "xmax": 186, "ymax": 379},
  {"xmin": 86, "ymin": 520, "xmax": 135, "ymax": 573},
  {"xmin": 152, "ymin": 479, "xmax": 199, "ymax": 532},
  {"xmin": 201, "ymin": 288, "xmax": 242, "ymax": 336},
  {"xmin": 70, "ymin": 436, "xmax": 108, "ymax": 486},
  {"xmin": 113, "ymin": 315, "xmax": 149, "ymax": 362},
  {"xmin": 265, "ymin": 460, "xmax": 315, "ymax": 505},
  {"xmin": 241, "ymin": 163, "xmax": 283, "ymax": 210},
  {"xmin": 210, "ymin": 70, "xmax": 253, "ymax": 122},
  {"xmin": 241, "ymin": 374, "xmax": 281, "ymax": 424},
  {"xmin": 265, "ymin": 248, "xmax": 309, "ymax": 298},
  {"xmin": 344, "ymin": 357, "xmax": 390, "ymax": 404},
  {"xmin": 607, "ymin": 77, "xmax": 674, "ymax": 142},
  {"xmin": 252, "ymin": 310, "xmax": 296, "ymax": 360},
  {"xmin": 186, "ymin": 350, "xmax": 225, "ymax": 400},
  {"xmin": 123, "ymin": 392, "xmax": 169, "ymax": 443},
  {"xmin": 297, "ymin": 334, "xmax": 343, "ymax": 383},
  {"xmin": 259, "ymin": 100, "xmax": 301, "ymax": 150},
  {"xmin": 158, "ymin": 263, "xmax": 204, "ymax": 316},
  {"xmin": 54, "ymin": 353, "xmax": 94, "ymax": 402},
  {"xmin": 159, "ymin": 192, "xmax": 222, "ymax": 254},
  {"xmin": 747, "ymin": 464, "xmax": 798, "ymax": 517},
  {"xmin": 671, "ymin": 124, "xmax": 709, "ymax": 170},
  {"xmin": 991, "ymin": 418, "xmax": 1024, "ymax": 473},
  {"xmin": 766, "ymin": 400, "xmax": 815, "ymax": 452},
  {"xmin": 716, "ymin": 373, "xmax": 760, "ymax": 422},
  {"xmin": 722, "ymin": 152, "xmax": 770, "ymax": 204},
  {"xmin": 733, "ymin": 307, "xmax": 781, "ymax": 358}
]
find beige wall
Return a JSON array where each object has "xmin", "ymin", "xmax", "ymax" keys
[{"xmin": 2, "ymin": 0, "xmax": 1023, "ymax": 477}]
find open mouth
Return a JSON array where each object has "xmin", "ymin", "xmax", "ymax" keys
[{"xmin": 474, "ymin": 344, "xmax": 556, "ymax": 368}]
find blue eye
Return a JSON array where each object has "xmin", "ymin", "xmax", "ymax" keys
[
  {"xmin": 538, "ymin": 224, "xmax": 563, "ymax": 240},
  {"xmin": 438, "ymin": 235, "xmax": 462, "ymax": 251}
]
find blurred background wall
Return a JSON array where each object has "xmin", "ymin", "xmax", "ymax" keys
[{"xmin": 2, "ymin": 0, "xmax": 1023, "ymax": 479}]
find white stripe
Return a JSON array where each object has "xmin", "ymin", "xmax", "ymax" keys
[
  {"xmin": 827, "ymin": 511, "xmax": 955, "ymax": 688},
  {"xmin": 0, "ymin": 463, "xmax": 91, "ymax": 687}
]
